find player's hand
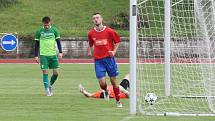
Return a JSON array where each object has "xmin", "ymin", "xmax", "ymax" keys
[
  {"xmin": 108, "ymin": 51, "xmax": 116, "ymax": 57},
  {"xmin": 58, "ymin": 53, "xmax": 63, "ymax": 63},
  {"xmin": 88, "ymin": 51, "xmax": 92, "ymax": 57},
  {"xmin": 58, "ymin": 53, "xmax": 63, "ymax": 59},
  {"xmin": 34, "ymin": 57, "xmax": 39, "ymax": 64}
]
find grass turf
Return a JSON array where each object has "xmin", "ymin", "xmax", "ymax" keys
[
  {"xmin": 0, "ymin": 0, "xmax": 129, "ymax": 37},
  {"xmin": 0, "ymin": 64, "xmax": 214, "ymax": 121}
]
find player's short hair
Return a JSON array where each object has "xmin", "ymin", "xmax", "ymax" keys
[
  {"xmin": 42, "ymin": 16, "xmax": 51, "ymax": 23},
  {"xmin": 92, "ymin": 12, "xmax": 101, "ymax": 16},
  {"xmin": 120, "ymin": 79, "xmax": 130, "ymax": 90}
]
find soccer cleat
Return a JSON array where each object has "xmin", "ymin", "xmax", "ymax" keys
[
  {"xmin": 79, "ymin": 84, "xmax": 84, "ymax": 93},
  {"xmin": 49, "ymin": 85, "xmax": 53, "ymax": 96},
  {"xmin": 46, "ymin": 88, "xmax": 52, "ymax": 97},
  {"xmin": 103, "ymin": 90, "xmax": 109, "ymax": 100},
  {"xmin": 116, "ymin": 101, "xmax": 123, "ymax": 108}
]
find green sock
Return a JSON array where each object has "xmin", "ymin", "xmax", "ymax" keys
[
  {"xmin": 43, "ymin": 74, "xmax": 49, "ymax": 90},
  {"xmin": 50, "ymin": 74, "xmax": 58, "ymax": 86}
]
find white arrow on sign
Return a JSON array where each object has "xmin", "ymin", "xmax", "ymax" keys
[{"xmin": 2, "ymin": 40, "xmax": 16, "ymax": 45}]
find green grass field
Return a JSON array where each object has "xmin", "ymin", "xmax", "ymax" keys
[{"xmin": 0, "ymin": 64, "xmax": 215, "ymax": 121}]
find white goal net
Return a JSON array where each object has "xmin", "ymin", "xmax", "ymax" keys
[{"xmin": 131, "ymin": 0, "xmax": 215, "ymax": 116}]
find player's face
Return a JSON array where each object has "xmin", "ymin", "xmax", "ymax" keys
[
  {"xmin": 43, "ymin": 22, "xmax": 51, "ymax": 29},
  {"xmin": 92, "ymin": 14, "xmax": 103, "ymax": 26}
]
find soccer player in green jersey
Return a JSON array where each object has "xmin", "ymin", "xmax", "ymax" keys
[{"xmin": 34, "ymin": 16, "xmax": 62, "ymax": 96}]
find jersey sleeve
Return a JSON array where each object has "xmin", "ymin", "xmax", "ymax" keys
[
  {"xmin": 54, "ymin": 27, "xmax": 60, "ymax": 39},
  {"xmin": 110, "ymin": 29, "xmax": 121, "ymax": 43},
  {"xmin": 88, "ymin": 32, "xmax": 94, "ymax": 47},
  {"xmin": 35, "ymin": 29, "xmax": 40, "ymax": 41}
]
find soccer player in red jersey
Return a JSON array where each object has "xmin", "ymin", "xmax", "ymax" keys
[
  {"xmin": 79, "ymin": 74, "xmax": 130, "ymax": 99},
  {"xmin": 88, "ymin": 13, "xmax": 122, "ymax": 107}
]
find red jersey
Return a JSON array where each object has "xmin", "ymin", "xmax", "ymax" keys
[{"xmin": 88, "ymin": 26, "xmax": 121, "ymax": 59}]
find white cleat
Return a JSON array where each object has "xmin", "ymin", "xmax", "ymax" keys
[
  {"xmin": 49, "ymin": 85, "xmax": 53, "ymax": 96},
  {"xmin": 116, "ymin": 101, "xmax": 123, "ymax": 108},
  {"xmin": 46, "ymin": 88, "xmax": 52, "ymax": 97}
]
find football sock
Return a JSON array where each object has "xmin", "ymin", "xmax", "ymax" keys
[
  {"xmin": 43, "ymin": 74, "xmax": 49, "ymax": 90},
  {"xmin": 113, "ymin": 86, "xmax": 120, "ymax": 102},
  {"xmin": 50, "ymin": 74, "xmax": 58, "ymax": 86}
]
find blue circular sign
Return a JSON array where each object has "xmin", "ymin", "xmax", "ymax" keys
[{"xmin": 0, "ymin": 34, "xmax": 18, "ymax": 51}]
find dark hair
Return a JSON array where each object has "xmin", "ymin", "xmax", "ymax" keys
[
  {"xmin": 42, "ymin": 16, "xmax": 51, "ymax": 23},
  {"xmin": 120, "ymin": 79, "xmax": 129, "ymax": 90},
  {"xmin": 92, "ymin": 12, "xmax": 101, "ymax": 16}
]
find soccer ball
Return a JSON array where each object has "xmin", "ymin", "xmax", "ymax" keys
[{"xmin": 144, "ymin": 93, "xmax": 157, "ymax": 105}]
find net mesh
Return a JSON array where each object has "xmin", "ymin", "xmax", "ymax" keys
[{"xmin": 137, "ymin": 0, "xmax": 215, "ymax": 115}]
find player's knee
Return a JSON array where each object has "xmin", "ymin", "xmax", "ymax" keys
[
  {"xmin": 54, "ymin": 73, "xmax": 59, "ymax": 76},
  {"xmin": 42, "ymin": 70, "xmax": 48, "ymax": 74},
  {"xmin": 53, "ymin": 70, "xmax": 59, "ymax": 76}
]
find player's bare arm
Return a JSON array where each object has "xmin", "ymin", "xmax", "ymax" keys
[{"xmin": 87, "ymin": 46, "xmax": 93, "ymax": 56}]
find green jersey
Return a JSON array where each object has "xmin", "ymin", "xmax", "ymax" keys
[{"xmin": 35, "ymin": 26, "xmax": 60, "ymax": 56}]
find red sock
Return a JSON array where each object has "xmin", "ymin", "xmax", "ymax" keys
[{"xmin": 113, "ymin": 86, "xmax": 120, "ymax": 102}]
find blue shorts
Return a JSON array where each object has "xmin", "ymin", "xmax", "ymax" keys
[{"xmin": 95, "ymin": 57, "xmax": 119, "ymax": 79}]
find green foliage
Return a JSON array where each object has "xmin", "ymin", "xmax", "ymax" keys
[
  {"xmin": 109, "ymin": 11, "xmax": 129, "ymax": 30},
  {"xmin": 0, "ymin": 0, "xmax": 129, "ymax": 37}
]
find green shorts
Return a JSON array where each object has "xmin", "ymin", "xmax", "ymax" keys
[{"xmin": 40, "ymin": 55, "xmax": 60, "ymax": 70}]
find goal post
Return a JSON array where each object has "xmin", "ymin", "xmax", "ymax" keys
[
  {"xmin": 130, "ymin": 0, "xmax": 215, "ymax": 116},
  {"xmin": 164, "ymin": 0, "xmax": 171, "ymax": 97},
  {"xmin": 129, "ymin": 0, "xmax": 137, "ymax": 115}
]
